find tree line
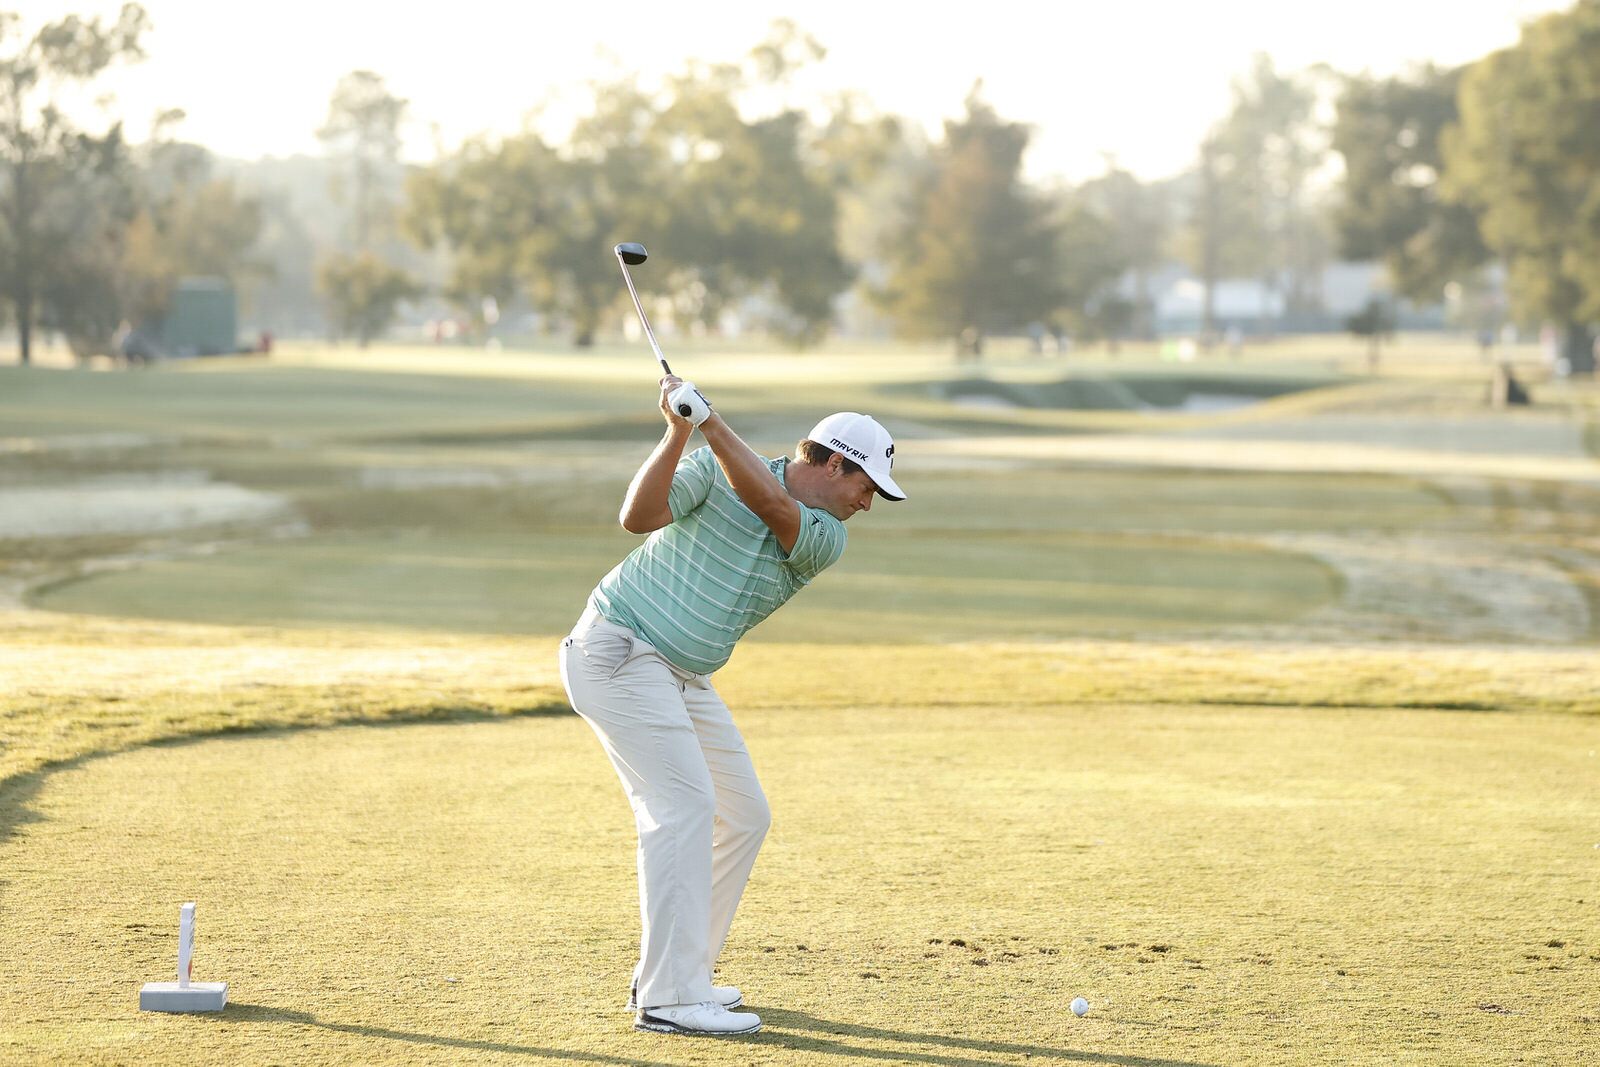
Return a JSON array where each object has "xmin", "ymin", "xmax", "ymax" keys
[{"xmin": 3, "ymin": 4, "xmax": 1599, "ymax": 371}]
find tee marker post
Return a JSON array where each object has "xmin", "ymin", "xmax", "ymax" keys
[{"xmin": 140, "ymin": 903, "xmax": 228, "ymax": 1012}]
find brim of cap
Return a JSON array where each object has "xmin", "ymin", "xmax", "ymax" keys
[{"xmin": 869, "ymin": 468, "xmax": 906, "ymax": 502}]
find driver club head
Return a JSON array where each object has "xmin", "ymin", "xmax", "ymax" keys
[{"xmin": 614, "ymin": 242, "xmax": 648, "ymax": 266}]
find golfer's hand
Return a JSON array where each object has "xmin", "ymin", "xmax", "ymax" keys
[
  {"xmin": 659, "ymin": 376, "xmax": 713, "ymax": 427},
  {"xmin": 658, "ymin": 375, "xmax": 686, "ymax": 423}
]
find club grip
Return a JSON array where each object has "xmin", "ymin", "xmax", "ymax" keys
[{"xmin": 668, "ymin": 382, "xmax": 712, "ymax": 426}]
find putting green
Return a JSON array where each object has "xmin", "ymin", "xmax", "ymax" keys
[{"xmin": 2, "ymin": 693, "xmax": 1596, "ymax": 1065}]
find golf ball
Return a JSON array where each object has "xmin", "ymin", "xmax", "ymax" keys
[{"xmin": 1071, "ymin": 997, "xmax": 1089, "ymax": 1017}]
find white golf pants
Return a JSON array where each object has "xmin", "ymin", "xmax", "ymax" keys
[{"xmin": 558, "ymin": 608, "xmax": 771, "ymax": 1009}]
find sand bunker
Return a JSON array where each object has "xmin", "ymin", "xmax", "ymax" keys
[
  {"xmin": 0, "ymin": 472, "xmax": 293, "ymax": 540},
  {"xmin": 1232, "ymin": 531, "xmax": 1593, "ymax": 644}
]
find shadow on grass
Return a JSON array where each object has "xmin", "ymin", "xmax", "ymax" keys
[
  {"xmin": 760, "ymin": 1006, "xmax": 1217, "ymax": 1066},
  {"xmin": 218, "ymin": 1002, "xmax": 1218, "ymax": 1067},
  {"xmin": 0, "ymin": 763, "xmax": 54, "ymax": 851},
  {"xmin": 219, "ymin": 1003, "xmax": 680, "ymax": 1066},
  {"xmin": 0, "ymin": 701, "xmax": 572, "ymax": 858},
  {"xmin": 146, "ymin": 701, "xmax": 576, "ymax": 749}
]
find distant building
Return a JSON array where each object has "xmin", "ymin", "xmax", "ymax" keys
[{"xmin": 1148, "ymin": 261, "xmax": 1446, "ymax": 337}]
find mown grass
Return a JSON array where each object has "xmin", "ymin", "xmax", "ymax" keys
[
  {"xmin": 2, "ymin": 341, "xmax": 1598, "ymax": 1065},
  {"xmin": 2, "ymin": 662, "xmax": 1597, "ymax": 1066},
  {"xmin": 25, "ymin": 526, "xmax": 1342, "ymax": 640},
  {"xmin": 4, "ymin": 608, "xmax": 1596, "ymax": 807}
]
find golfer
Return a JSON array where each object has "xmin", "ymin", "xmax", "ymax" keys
[{"xmin": 558, "ymin": 374, "xmax": 904, "ymax": 1036}]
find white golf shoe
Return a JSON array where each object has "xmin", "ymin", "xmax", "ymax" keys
[
  {"xmin": 633, "ymin": 999, "xmax": 761, "ymax": 1036},
  {"xmin": 627, "ymin": 982, "xmax": 742, "ymax": 1011}
]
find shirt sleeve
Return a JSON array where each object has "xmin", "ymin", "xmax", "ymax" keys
[
  {"xmin": 783, "ymin": 503, "xmax": 847, "ymax": 581},
  {"xmin": 667, "ymin": 446, "xmax": 718, "ymax": 521}
]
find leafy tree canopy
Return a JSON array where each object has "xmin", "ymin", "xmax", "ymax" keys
[
  {"xmin": 1442, "ymin": 0, "xmax": 1600, "ymax": 370},
  {"xmin": 0, "ymin": 2, "xmax": 150, "ymax": 362},
  {"xmin": 1333, "ymin": 64, "xmax": 1488, "ymax": 306},
  {"xmin": 874, "ymin": 85, "xmax": 1061, "ymax": 356}
]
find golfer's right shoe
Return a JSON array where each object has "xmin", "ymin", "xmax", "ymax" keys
[{"xmin": 633, "ymin": 1000, "xmax": 762, "ymax": 1036}]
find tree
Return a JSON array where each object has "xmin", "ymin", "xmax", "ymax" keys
[
  {"xmin": 115, "ymin": 131, "xmax": 265, "ymax": 343},
  {"xmin": 316, "ymin": 70, "xmax": 418, "ymax": 345},
  {"xmin": 403, "ymin": 80, "xmax": 668, "ymax": 346},
  {"xmin": 875, "ymin": 87, "xmax": 1059, "ymax": 358},
  {"xmin": 405, "ymin": 131, "xmax": 555, "ymax": 325},
  {"xmin": 655, "ymin": 52, "xmax": 852, "ymax": 346},
  {"xmin": 1212, "ymin": 54, "xmax": 1330, "ymax": 331},
  {"xmin": 245, "ymin": 182, "xmax": 321, "ymax": 336},
  {"xmin": 1048, "ymin": 193, "xmax": 1127, "ymax": 348},
  {"xmin": 1078, "ymin": 160, "xmax": 1170, "ymax": 341},
  {"xmin": 1175, "ymin": 133, "xmax": 1254, "ymax": 342},
  {"xmin": 1442, "ymin": 1, "xmax": 1600, "ymax": 374},
  {"xmin": 317, "ymin": 70, "xmax": 407, "ymax": 253},
  {"xmin": 1332, "ymin": 64, "xmax": 1489, "ymax": 308},
  {"xmin": 539, "ymin": 79, "xmax": 673, "ymax": 345},
  {"xmin": 404, "ymin": 23, "xmax": 852, "ymax": 347},
  {"xmin": 35, "ymin": 130, "xmax": 135, "ymax": 358},
  {"xmin": 316, "ymin": 250, "xmax": 422, "ymax": 346},
  {"xmin": 0, "ymin": 3, "xmax": 150, "ymax": 363},
  {"xmin": 810, "ymin": 91, "xmax": 913, "ymax": 264}
]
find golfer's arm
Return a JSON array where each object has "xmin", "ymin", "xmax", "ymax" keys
[
  {"xmin": 699, "ymin": 414, "xmax": 801, "ymax": 553},
  {"xmin": 619, "ymin": 423, "xmax": 694, "ymax": 534}
]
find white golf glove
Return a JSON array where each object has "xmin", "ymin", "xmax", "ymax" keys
[{"xmin": 668, "ymin": 381, "xmax": 713, "ymax": 426}]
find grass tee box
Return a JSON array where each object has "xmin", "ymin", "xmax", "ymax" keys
[{"xmin": 4, "ymin": 691, "xmax": 1597, "ymax": 1065}]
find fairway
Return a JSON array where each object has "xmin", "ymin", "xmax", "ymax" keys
[
  {"xmin": 2, "ymin": 341, "xmax": 1598, "ymax": 1065},
  {"xmin": 28, "ymin": 527, "xmax": 1339, "ymax": 639}
]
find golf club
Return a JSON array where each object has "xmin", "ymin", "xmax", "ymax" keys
[
  {"xmin": 614, "ymin": 243, "xmax": 671, "ymax": 376},
  {"xmin": 614, "ymin": 242, "xmax": 709, "ymax": 423}
]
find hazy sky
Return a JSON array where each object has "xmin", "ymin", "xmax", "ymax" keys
[{"xmin": 16, "ymin": 0, "xmax": 1572, "ymax": 182}]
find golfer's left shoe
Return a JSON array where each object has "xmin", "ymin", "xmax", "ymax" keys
[{"xmin": 628, "ymin": 982, "xmax": 742, "ymax": 1011}]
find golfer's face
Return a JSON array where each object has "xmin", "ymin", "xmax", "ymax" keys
[{"xmin": 827, "ymin": 469, "xmax": 879, "ymax": 521}]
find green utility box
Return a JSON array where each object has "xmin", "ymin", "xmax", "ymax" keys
[{"xmin": 159, "ymin": 277, "xmax": 237, "ymax": 357}]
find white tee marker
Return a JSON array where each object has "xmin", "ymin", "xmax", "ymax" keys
[{"xmin": 140, "ymin": 903, "xmax": 228, "ymax": 1012}]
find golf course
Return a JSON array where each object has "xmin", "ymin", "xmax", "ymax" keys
[{"xmin": 2, "ymin": 337, "xmax": 1597, "ymax": 1066}]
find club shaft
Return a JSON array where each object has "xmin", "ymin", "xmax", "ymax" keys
[{"xmin": 617, "ymin": 261, "xmax": 672, "ymax": 376}]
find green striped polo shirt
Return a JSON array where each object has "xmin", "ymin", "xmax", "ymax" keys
[{"xmin": 589, "ymin": 445, "xmax": 848, "ymax": 674}]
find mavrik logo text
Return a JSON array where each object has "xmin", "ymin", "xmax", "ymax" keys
[{"xmin": 827, "ymin": 437, "xmax": 870, "ymax": 463}]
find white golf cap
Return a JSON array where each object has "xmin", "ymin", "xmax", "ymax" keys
[{"xmin": 807, "ymin": 412, "xmax": 906, "ymax": 501}]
